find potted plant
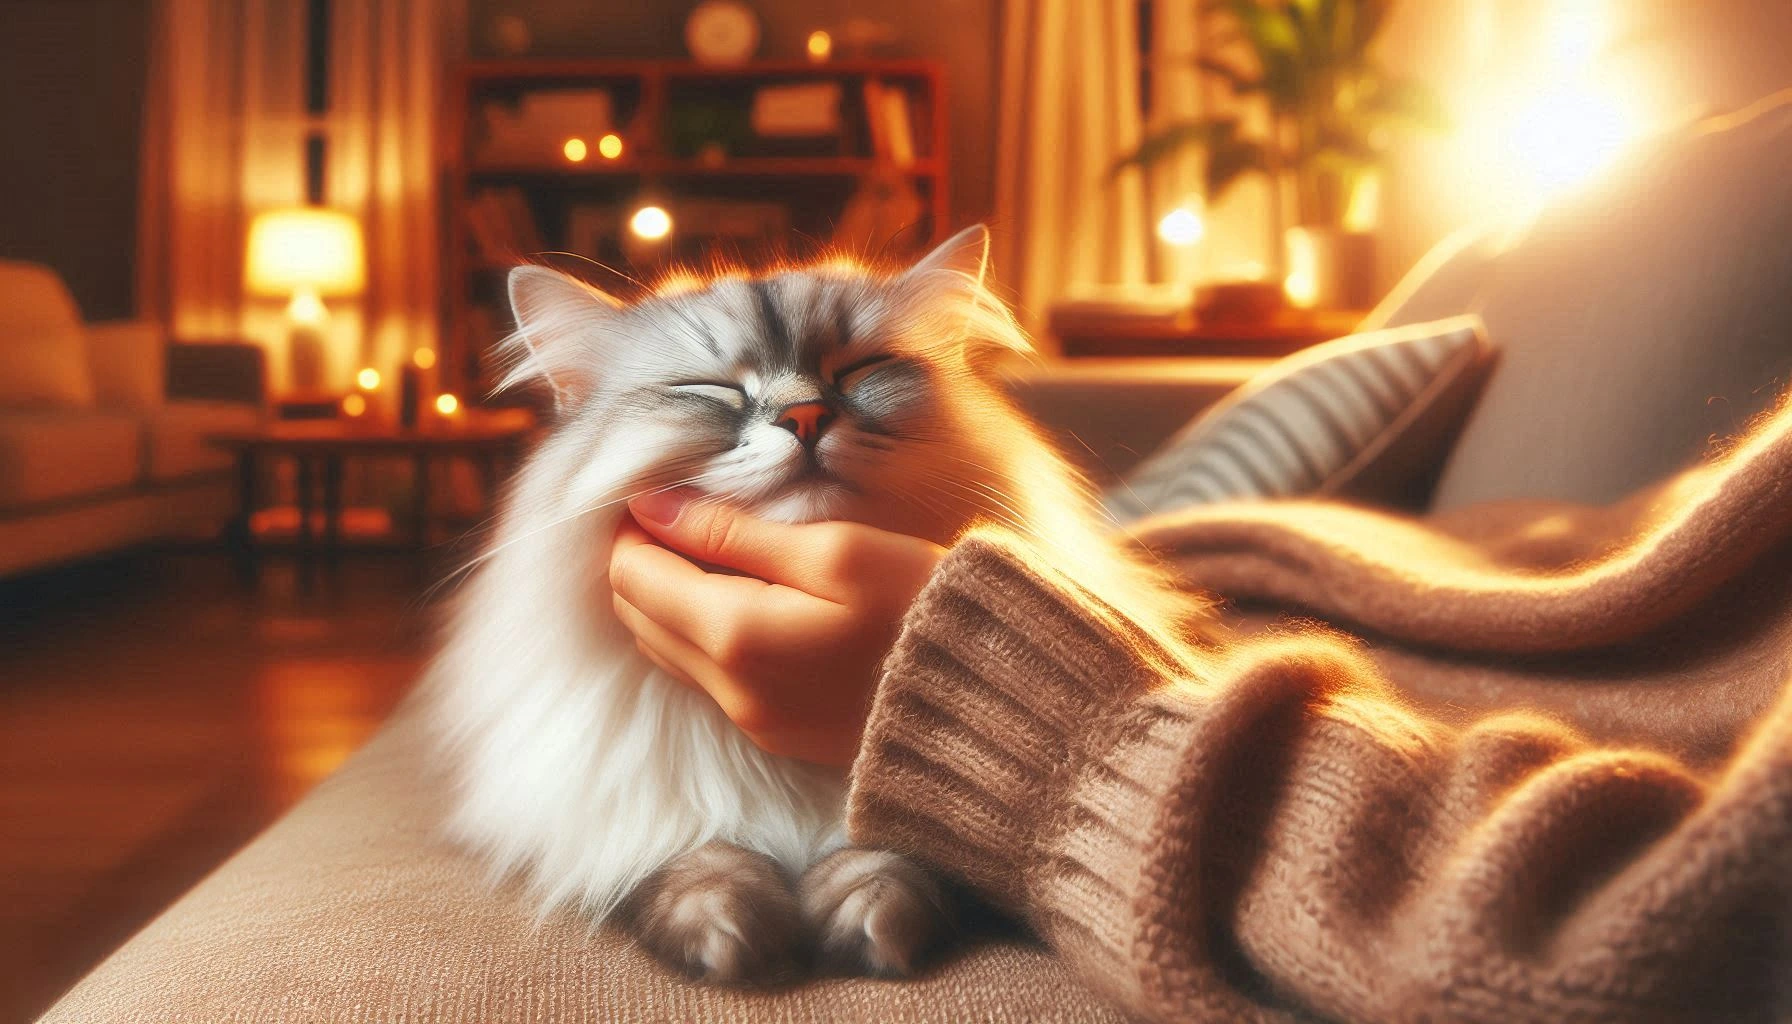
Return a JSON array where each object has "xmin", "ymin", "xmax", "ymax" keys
[{"xmin": 1116, "ymin": 0, "xmax": 1447, "ymax": 309}]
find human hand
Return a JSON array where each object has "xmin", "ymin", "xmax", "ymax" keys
[{"xmin": 609, "ymin": 491, "xmax": 946, "ymax": 767}]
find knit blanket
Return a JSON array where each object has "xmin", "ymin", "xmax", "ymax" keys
[
  {"xmin": 849, "ymin": 397, "xmax": 1792, "ymax": 1022},
  {"xmin": 1135, "ymin": 400, "xmax": 1792, "ymax": 764}
]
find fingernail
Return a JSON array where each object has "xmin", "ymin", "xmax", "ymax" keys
[{"xmin": 630, "ymin": 488, "xmax": 692, "ymax": 526}]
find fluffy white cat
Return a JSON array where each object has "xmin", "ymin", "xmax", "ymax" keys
[{"xmin": 426, "ymin": 226, "xmax": 1201, "ymax": 983}]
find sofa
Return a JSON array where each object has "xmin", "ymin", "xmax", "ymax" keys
[
  {"xmin": 0, "ymin": 262, "xmax": 264, "ymax": 578},
  {"xmin": 35, "ymin": 96, "xmax": 1792, "ymax": 1022}
]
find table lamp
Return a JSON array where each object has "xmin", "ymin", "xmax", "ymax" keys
[{"xmin": 246, "ymin": 207, "xmax": 366, "ymax": 392}]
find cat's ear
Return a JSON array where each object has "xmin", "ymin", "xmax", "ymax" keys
[
  {"xmin": 499, "ymin": 265, "xmax": 623, "ymax": 412},
  {"xmin": 903, "ymin": 224, "xmax": 990, "ymax": 290},
  {"xmin": 898, "ymin": 224, "xmax": 1030, "ymax": 356}
]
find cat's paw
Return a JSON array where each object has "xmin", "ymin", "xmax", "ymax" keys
[
  {"xmin": 628, "ymin": 843, "xmax": 806, "ymax": 986},
  {"xmin": 799, "ymin": 848, "xmax": 955, "ymax": 977}
]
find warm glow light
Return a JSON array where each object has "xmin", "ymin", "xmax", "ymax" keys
[
  {"xmin": 1283, "ymin": 270, "xmax": 1319, "ymax": 309},
  {"xmin": 1446, "ymin": 0, "xmax": 1651, "ymax": 215},
  {"xmin": 341, "ymin": 393, "xmax": 367, "ymax": 417},
  {"xmin": 563, "ymin": 137, "xmax": 589, "ymax": 162},
  {"xmin": 1284, "ymin": 230, "xmax": 1322, "ymax": 309},
  {"xmin": 806, "ymin": 30, "xmax": 833, "ymax": 62},
  {"xmin": 356, "ymin": 367, "xmax": 381, "ymax": 390},
  {"xmin": 1509, "ymin": 87, "xmax": 1642, "ymax": 195},
  {"xmin": 246, "ymin": 208, "xmax": 366, "ymax": 297},
  {"xmin": 411, "ymin": 348, "xmax": 437, "ymax": 370},
  {"xmin": 597, "ymin": 133, "xmax": 624, "ymax": 160},
  {"xmin": 434, "ymin": 393, "xmax": 460, "ymax": 416},
  {"xmin": 630, "ymin": 205, "xmax": 672, "ymax": 240},
  {"xmin": 1156, "ymin": 207, "xmax": 1205, "ymax": 247},
  {"xmin": 287, "ymin": 289, "xmax": 329, "ymax": 326}
]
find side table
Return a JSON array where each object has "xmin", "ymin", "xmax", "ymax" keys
[{"xmin": 208, "ymin": 417, "xmax": 534, "ymax": 573}]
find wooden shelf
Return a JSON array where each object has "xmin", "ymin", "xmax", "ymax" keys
[
  {"xmin": 466, "ymin": 156, "xmax": 944, "ymax": 179},
  {"xmin": 442, "ymin": 57, "xmax": 949, "ymax": 397},
  {"xmin": 1050, "ymin": 308, "xmax": 1368, "ymax": 359},
  {"xmin": 458, "ymin": 58, "xmax": 943, "ymax": 82}
]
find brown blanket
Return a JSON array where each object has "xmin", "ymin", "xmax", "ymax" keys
[
  {"xmin": 1139, "ymin": 402, "xmax": 1792, "ymax": 763},
  {"xmin": 848, "ymin": 400, "xmax": 1792, "ymax": 1022}
]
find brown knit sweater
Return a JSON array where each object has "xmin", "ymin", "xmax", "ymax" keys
[{"xmin": 846, "ymin": 405, "xmax": 1792, "ymax": 1022}]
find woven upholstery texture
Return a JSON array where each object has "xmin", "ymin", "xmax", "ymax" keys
[{"xmin": 39, "ymin": 705, "xmax": 1126, "ymax": 1024}]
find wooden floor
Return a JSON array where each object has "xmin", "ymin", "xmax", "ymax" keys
[{"xmin": 0, "ymin": 552, "xmax": 442, "ymax": 1023}]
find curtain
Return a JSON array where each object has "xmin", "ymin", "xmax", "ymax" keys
[
  {"xmin": 992, "ymin": 0, "xmax": 1152, "ymax": 342},
  {"xmin": 137, "ymin": 0, "xmax": 460, "ymax": 392}
]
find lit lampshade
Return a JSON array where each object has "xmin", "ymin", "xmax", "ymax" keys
[
  {"xmin": 246, "ymin": 207, "xmax": 365, "ymax": 393},
  {"xmin": 597, "ymin": 133, "xmax": 625, "ymax": 160},
  {"xmin": 246, "ymin": 208, "xmax": 366, "ymax": 300}
]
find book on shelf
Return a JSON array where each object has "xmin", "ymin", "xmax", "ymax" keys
[{"xmin": 861, "ymin": 80, "xmax": 916, "ymax": 165}]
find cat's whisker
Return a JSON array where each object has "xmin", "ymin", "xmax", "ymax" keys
[{"xmin": 437, "ymin": 463, "xmax": 711, "ymax": 588}]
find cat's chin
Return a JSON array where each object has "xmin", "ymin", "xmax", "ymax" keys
[{"xmin": 750, "ymin": 479, "xmax": 852, "ymax": 525}]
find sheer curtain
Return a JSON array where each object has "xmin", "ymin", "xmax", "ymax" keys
[
  {"xmin": 137, "ymin": 0, "xmax": 459, "ymax": 390},
  {"xmin": 992, "ymin": 0, "xmax": 1153, "ymax": 343}
]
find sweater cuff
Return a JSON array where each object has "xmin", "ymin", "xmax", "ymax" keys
[{"xmin": 843, "ymin": 529, "xmax": 1170, "ymax": 911}]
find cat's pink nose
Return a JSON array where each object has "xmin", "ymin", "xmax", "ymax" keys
[{"xmin": 775, "ymin": 401, "xmax": 833, "ymax": 447}]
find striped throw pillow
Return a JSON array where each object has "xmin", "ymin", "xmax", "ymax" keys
[{"xmin": 1104, "ymin": 315, "xmax": 1494, "ymax": 521}]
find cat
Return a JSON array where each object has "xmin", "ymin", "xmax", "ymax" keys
[{"xmin": 425, "ymin": 225, "xmax": 1207, "ymax": 985}]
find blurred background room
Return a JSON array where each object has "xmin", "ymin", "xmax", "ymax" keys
[{"xmin": 4, "ymin": 0, "xmax": 1791, "ymax": 1019}]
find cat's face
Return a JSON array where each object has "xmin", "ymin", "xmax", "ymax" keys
[{"xmin": 504, "ymin": 226, "xmax": 1030, "ymax": 541}]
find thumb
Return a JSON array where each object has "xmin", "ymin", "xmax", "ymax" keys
[{"xmin": 628, "ymin": 489, "xmax": 853, "ymax": 600}]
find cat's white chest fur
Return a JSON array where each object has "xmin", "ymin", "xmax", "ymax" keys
[{"xmin": 427, "ymin": 500, "xmax": 844, "ymax": 920}]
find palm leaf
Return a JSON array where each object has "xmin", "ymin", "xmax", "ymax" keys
[
  {"xmin": 1110, "ymin": 119, "xmax": 1272, "ymax": 203},
  {"xmin": 1205, "ymin": 135, "xmax": 1272, "ymax": 198},
  {"xmin": 1111, "ymin": 119, "xmax": 1239, "ymax": 177}
]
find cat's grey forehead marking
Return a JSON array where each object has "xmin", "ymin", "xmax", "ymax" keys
[
  {"xmin": 747, "ymin": 278, "xmax": 795, "ymax": 363},
  {"xmin": 674, "ymin": 271, "xmax": 869, "ymax": 377}
]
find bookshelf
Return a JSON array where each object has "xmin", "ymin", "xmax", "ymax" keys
[{"xmin": 442, "ymin": 59, "xmax": 949, "ymax": 398}]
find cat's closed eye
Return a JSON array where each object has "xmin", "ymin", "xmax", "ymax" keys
[
  {"xmin": 671, "ymin": 382, "xmax": 748, "ymax": 410},
  {"xmin": 833, "ymin": 355, "xmax": 896, "ymax": 393}
]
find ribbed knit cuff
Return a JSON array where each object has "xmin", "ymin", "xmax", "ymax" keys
[{"xmin": 844, "ymin": 530, "xmax": 1167, "ymax": 912}]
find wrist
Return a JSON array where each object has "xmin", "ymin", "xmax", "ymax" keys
[{"xmin": 844, "ymin": 529, "xmax": 1172, "ymax": 911}]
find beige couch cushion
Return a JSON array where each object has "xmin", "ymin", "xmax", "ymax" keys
[
  {"xmin": 0, "ymin": 261, "xmax": 95, "ymax": 408},
  {"xmin": 41, "ymin": 706, "xmax": 1127, "ymax": 1023},
  {"xmin": 85, "ymin": 320, "xmax": 167, "ymax": 411},
  {"xmin": 145, "ymin": 401, "xmax": 260, "ymax": 482},
  {"xmin": 0, "ymin": 409, "xmax": 141, "ymax": 511},
  {"xmin": 1369, "ymin": 99, "xmax": 1792, "ymax": 509}
]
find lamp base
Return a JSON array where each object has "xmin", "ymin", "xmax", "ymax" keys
[
  {"xmin": 286, "ymin": 288, "xmax": 330, "ymax": 392},
  {"xmin": 287, "ymin": 323, "xmax": 329, "ymax": 392}
]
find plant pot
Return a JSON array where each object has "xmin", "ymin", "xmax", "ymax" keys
[{"xmin": 1283, "ymin": 226, "xmax": 1376, "ymax": 311}]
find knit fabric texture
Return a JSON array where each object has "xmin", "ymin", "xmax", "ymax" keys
[{"xmin": 848, "ymin": 398, "xmax": 1792, "ymax": 1023}]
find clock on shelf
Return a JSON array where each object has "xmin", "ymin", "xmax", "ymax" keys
[{"xmin": 685, "ymin": 1, "xmax": 760, "ymax": 66}]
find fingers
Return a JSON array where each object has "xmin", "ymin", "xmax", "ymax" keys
[
  {"xmin": 629, "ymin": 490, "xmax": 946, "ymax": 604},
  {"xmin": 615, "ymin": 591, "xmax": 766, "ymax": 732},
  {"xmin": 612, "ymin": 591, "xmax": 705, "ymax": 689},
  {"xmin": 611, "ymin": 517, "xmax": 778, "ymax": 651}
]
